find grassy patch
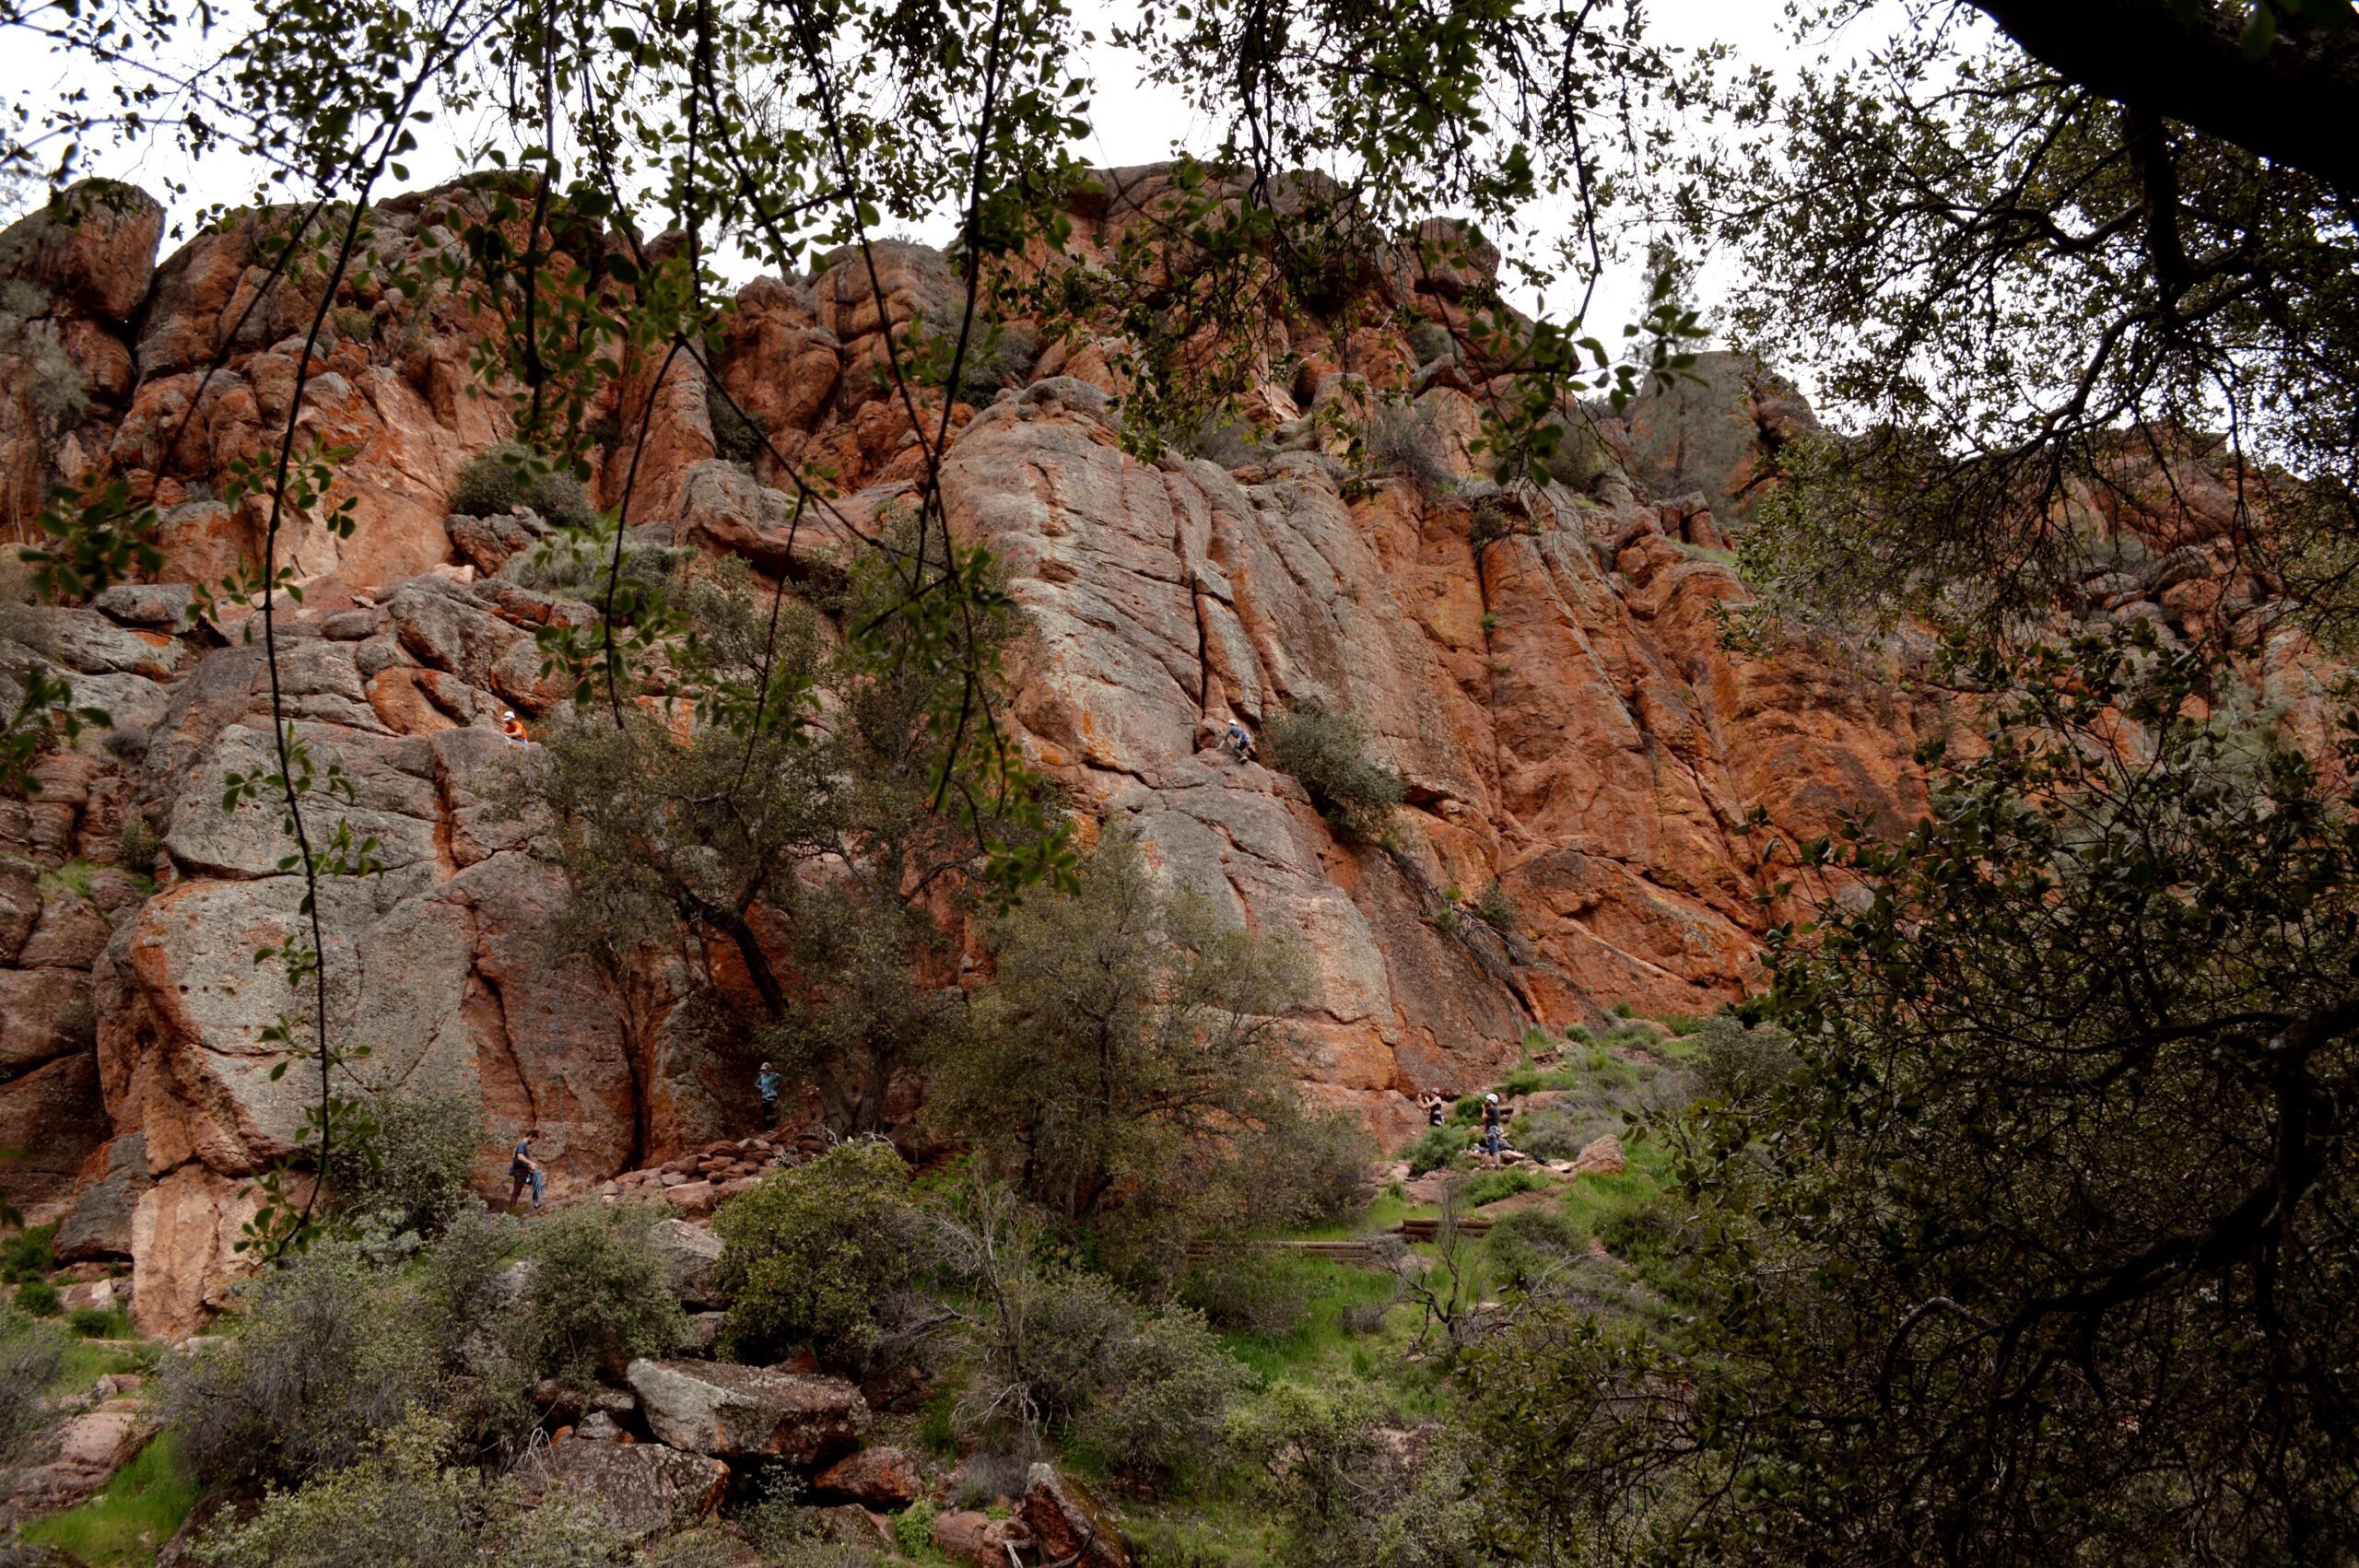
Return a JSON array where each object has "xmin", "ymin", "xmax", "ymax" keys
[
  {"xmin": 1125, "ymin": 1493, "xmax": 1279, "ymax": 1566},
  {"xmin": 20, "ymin": 1429, "xmax": 196, "ymax": 1566},
  {"xmin": 1558, "ymin": 1166, "xmax": 1663, "ymax": 1243},
  {"xmin": 53, "ymin": 1333, "xmax": 152, "ymax": 1392},
  {"xmin": 1459, "ymin": 1168, "xmax": 1546, "ymax": 1209},
  {"xmin": 1199, "ymin": 1251, "xmax": 1402, "ymax": 1385},
  {"xmin": 1496, "ymin": 1059, "xmax": 1579, "ymax": 1096},
  {"xmin": 70, "ymin": 1306, "xmax": 132, "ymax": 1339},
  {"xmin": 1294, "ymin": 1188, "xmax": 1408, "ymax": 1239},
  {"xmin": 40, "ymin": 858, "xmax": 98, "ymax": 901}
]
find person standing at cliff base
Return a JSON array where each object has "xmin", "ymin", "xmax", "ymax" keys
[
  {"xmin": 509, "ymin": 1129, "xmax": 546, "ymax": 1210},
  {"xmin": 757, "ymin": 1060, "xmax": 782, "ymax": 1125},
  {"xmin": 1481, "ymin": 1094, "xmax": 1505, "ymax": 1159}
]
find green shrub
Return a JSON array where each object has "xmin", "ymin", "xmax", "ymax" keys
[
  {"xmin": 119, "ymin": 812, "xmax": 161, "ymax": 871},
  {"xmin": 1514, "ymin": 1108, "xmax": 1617, "ymax": 1162},
  {"xmin": 1488, "ymin": 1208, "xmax": 1584, "ymax": 1293},
  {"xmin": 1179, "ymin": 1251, "xmax": 1309, "ymax": 1338},
  {"xmin": 891, "ymin": 1498, "xmax": 939, "ymax": 1559},
  {"xmin": 0, "ymin": 1305, "xmax": 66, "ymax": 1459},
  {"xmin": 715, "ymin": 1141, "xmax": 930, "ymax": 1371},
  {"xmin": 709, "ymin": 392, "xmax": 768, "ymax": 462},
  {"xmin": 1207, "ymin": 1105, "xmax": 1375, "ymax": 1235},
  {"xmin": 165, "ymin": 1241, "xmax": 442, "ymax": 1488},
  {"xmin": 1364, "ymin": 401, "xmax": 1455, "ymax": 492},
  {"xmin": 931, "ymin": 319, "xmax": 1038, "ymax": 404},
  {"xmin": 449, "ymin": 441, "xmax": 591, "ymax": 530},
  {"xmin": 192, "ymin": 1410, "xmax": 624, "ymax": 1568},
  {"xmin": 503, "ymin": 526, "xmax": 689, "ymax": 613},
  {"xmin": 517, "ymin": 1202, "xmax": 688, "ymax": 1387},
  {"xmin": 331, "ymin": 1089, "xmax": 483, "ymax": 1237},
  {"xmin": 414, "ymin": 1207, "xmax": 538, "ymax": 1452},
  {"xmin": 939, "ymin": 823, "xmax": 1319, "ymax": 1260},
  {"xmin": 1, "ymin": 1221, "xmax": 56, "ymax": 1282},
  {"xmin": 1402, "ymin": 1122, "xmax": 1471, "ymax": 1176},
  {"xmin": 1597, "ymin": 1197, "xmax": 1678, "ymax": 1268},
  {"xmin": 1474, "ymin": 879, "xmax": 1519, "ymax": 933},
  {"xmin": 739, "ymin": 1472, "xmax": 864, "ymax": 1566},
  {"xmin": 1264, "ymin": 706, "xmax": 1403, "ymax": 841},
  {"xmin": 15, "ymin": 1279, "xmax": 59, "ymax": 1316},
  {"xmin": 1406, "ymin": 320, "xmax": 1456, "ymax": 368},
  {"xmin": 1226, "ymin": 1378, "xmax": 1481, "ymax": 1568},
  {"xmin": 1691, "ymin": 1014, "xmax": 1798, "ymax": 1103},
  {"xmin": 67, "ymin": 1305, "xmax": 123, "ymax": 1338},
  {"xmin": 951, "ymin": 1447, "xmax": 1033, "ymax": 1509},
  {"xmin": 1079, "ymin": 1305, "xmax": 1251, "ymax": 1481},
  {"xmin": 973, "ymin": 1263, "xmax": 1131, "ymax": 1432},
  {"xmin": 324, "ymin": 303, "xmax": 375, "ymax": 343},
  {"xmin": 1469, "ymin": 499, "xmax": 1516, "ymax": 552}
]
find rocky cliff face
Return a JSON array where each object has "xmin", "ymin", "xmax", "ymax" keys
[{"xmin": 1, "ymin": 171, "xmax": 2299, "ymax": 1335}]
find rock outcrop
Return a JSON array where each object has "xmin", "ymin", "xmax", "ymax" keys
[
  {"xmin": 625, "ymin": 1358, "xmax": 871, "ymax": 1461},
  {"xmin": 515, "ymin": 1438, "xmax": 729, "ymax": 1539},
  {"xmin": 6, "ymin": 168, "xmax": 2325, "ymax": 1333}
]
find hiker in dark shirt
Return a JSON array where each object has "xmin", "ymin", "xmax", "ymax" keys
[
  {"xmin": 1421, "ymin": 1089, "xmax": 1448, "ymax": 1128},
  {"xmin": 1481, "ymin": 1094, "xmax": 1506, "ymax": 1158},
  {"xmin": 509, "ymin": 1128, "xmax": 546, "ymax": 1210}
]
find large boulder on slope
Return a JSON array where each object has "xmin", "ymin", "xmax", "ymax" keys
[
  {"xmin": 515, "ymin": 1438, "xmax": 728, "ymax": 1539},
  {"xmin": 625, "ymin": 1358, "xmax": 871, "ymax": 1461}
]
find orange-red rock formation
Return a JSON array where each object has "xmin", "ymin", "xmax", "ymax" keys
[{"xmin": 3, "ymin": 171, "xmax": 2321, "ymax": 1334}]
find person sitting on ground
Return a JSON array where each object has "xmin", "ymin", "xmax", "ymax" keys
[
  {"xmin": 509, "ymin": 1128, "xmax": 546, "ymax": 1211},
  {"xmin": 1481, "ymin": 1093, "xmax": 1506, "ymax": 1158},
  {"xmin": 756, "ymin": 1060, "xmax": 782, "ymax": 1124},
  {"xmin": 1421, "ymin": 1088, "xmax": 1448, "ymax": 1128},
  {"xmin": 500, "ymin": 709, "xmax": 530, "ymax": 746}
]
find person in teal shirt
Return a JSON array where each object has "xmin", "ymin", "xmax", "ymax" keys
[{"xmin": 756, "ymin": 1061, "xmax": 782, "ymax": 1124}]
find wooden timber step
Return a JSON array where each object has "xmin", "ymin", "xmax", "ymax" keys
[
  {"xmin": 1180, "ymin": 1236, "xmax": 1388, "ymax": 1265},
  {"xmin": 1393, "ymin": 1215, "xmax": 1493, "ymax": 1241}
]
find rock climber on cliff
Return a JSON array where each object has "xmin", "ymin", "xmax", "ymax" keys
[
  {"xmin": 509, "ymin": 1128, "xmax": 546, "ymax": 1211},
  {"xmin": 1223, "ymin": 720, "xmax": 1256, "ymax": 764},
  {"xmin": 500, "ymin": 709, "xmax": 530, "ymax": 746}
]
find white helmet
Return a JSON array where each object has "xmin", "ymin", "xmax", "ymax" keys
[{"xmin": 1485, "ymin": 1093, "xmax": 1499, "ymax": 1104}]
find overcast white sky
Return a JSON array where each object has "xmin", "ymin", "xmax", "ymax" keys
[{"xmin": 0, "ymin": 1, "xmax": 1841, "ymax": 346}]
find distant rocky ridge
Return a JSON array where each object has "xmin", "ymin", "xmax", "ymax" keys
[{"xmin": 0, "ymin": 170, "xmax": 2319, "ymax": 1336}]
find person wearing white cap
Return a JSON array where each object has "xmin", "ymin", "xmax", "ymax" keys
[
  {"xmin": 1481, "ymin": 1092, "xmax": 1506, "ymax": 1158},
  {"xmin": 500, "ymin": 709, "xmax": 529, "ymax": 746}
]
